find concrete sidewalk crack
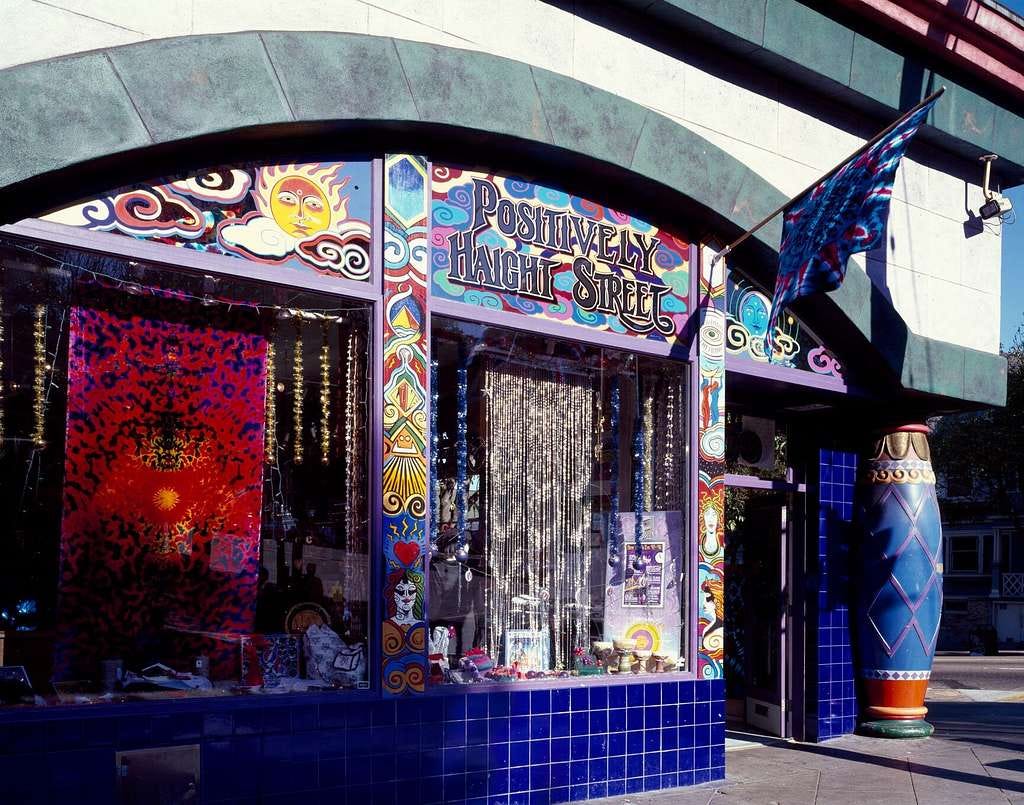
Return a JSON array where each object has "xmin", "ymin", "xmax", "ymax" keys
[
  {"xmin": 970, "ymin": 746, "xmax": 1013, "ymax": 804},
  {"xmin": 907, "ymin": 756, "xmax": 920, "ymax": 805}
]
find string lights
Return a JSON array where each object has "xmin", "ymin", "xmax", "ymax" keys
[
  {"xmin": 343, "ymin": 329, "xmax": 360, "ymax": 547},
  {"xmin": 608, "ymin": 377, "xmax": 621, "ymax": 569},
  {"xmin": 320, "ymin": 324, "xmax": 331, "ymax": 465},
  {"xmin": 631, "ymin": 417, "xmax": 646, "ymax": 572},
  {"xmin": 484, "ymin": 359, "xmax": 594, "ymax": 670},
  {"xmin": 293, "ymin": 319, "xmax": 304, "ymax": 464},
  {"xmin": 265, "ymin": 335, "xmax": 277, "ymax": 464},
  {"xmin": 454, "ymin": 353, "xmax": 469, "ymax": 564},
  {"xmin": 32, "ymin": 305, "xmax": 47, "ymax": 449},
  {"xmin": 10, "ymin": 242, "xmax": 351, "ymax": 324},
  {"xmin": 429, "ymin": 358, "xmax": 440, "ymax": 557},
  {"xmin": 0, "ymin": 289, "xmax": 4, "ymax": 451}
]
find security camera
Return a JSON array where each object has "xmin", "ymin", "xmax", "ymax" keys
[
  {"xmin": 980, "ymin": 195, "xmax": 1013, "ymax": 220},
  {"xmin": 978, "ymin": 154, "xmax": 1013, "ymax": 220}
]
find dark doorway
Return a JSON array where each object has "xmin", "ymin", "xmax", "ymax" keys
[{"xmin": 724, "ymin": 488, "xmax": 790, "ymax": 737}]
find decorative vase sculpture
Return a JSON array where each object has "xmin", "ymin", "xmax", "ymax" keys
[
  {"xmin": 612, "ymin": 638, "xmax": 636, "ymax": 674},
  {"xmin": 856, "ymin": 425, "xmax": 942, "ymax": 738}
]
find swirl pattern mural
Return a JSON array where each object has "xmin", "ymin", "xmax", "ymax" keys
[
  {"xmin": 381, "ymin": 155, "xmax": 430, "ymax": 695},
  {"xmin": 430, "ymin": 165, "xmax": 690, "ymax": 343},
  {"xmin": 697, "ymin": 246, "xmax": 727, "ymax": 679},
  {"xmin": 725, "ymin": 269, "xmax": 843, "ymax": 379},
  {"xmin": 45, "ymin": 162, "xmax": 373, "ymax": 284}
]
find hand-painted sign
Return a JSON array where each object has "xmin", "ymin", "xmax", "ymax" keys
[{"xmin": 431, "ymin": 166, "xmax": 690, "ymax": 343}]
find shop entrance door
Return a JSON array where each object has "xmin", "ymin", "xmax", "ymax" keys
[{"xmin": 724, "ymin": 489, "xmax": 790, "ymax": 738}]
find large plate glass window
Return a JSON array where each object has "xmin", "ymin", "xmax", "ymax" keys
[
  {"xmin": 428, "ymin": 318, "xmax": 688, "ymax": 684},
  {"xmin": 0, "ymin": 237, "xmax": 371, "ymax": 706}
]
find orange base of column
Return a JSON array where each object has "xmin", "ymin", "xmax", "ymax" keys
[{"xmin": 863, "ymin": 679, "xmax": 930, "ymax": 720}]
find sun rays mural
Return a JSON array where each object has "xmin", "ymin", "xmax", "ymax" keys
[{"xmin": 44, "ymin": 161, "xmax": 373, "ymax": 283}]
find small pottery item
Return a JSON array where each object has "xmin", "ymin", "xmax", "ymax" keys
[{"xmin": 613, "ymin": 638, "xmax": 637, "ymax": 674}]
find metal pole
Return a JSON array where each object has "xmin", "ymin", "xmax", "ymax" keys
[{"xmin": 710, "ymin": 87, "xmax": 945, "ymax": 267}]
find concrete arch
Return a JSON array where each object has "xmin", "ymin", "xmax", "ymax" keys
[{"xmin": 0, "ymin": 31, "xmax": 1004, "ymax": 406}]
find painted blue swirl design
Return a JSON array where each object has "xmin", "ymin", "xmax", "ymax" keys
[
  {"xmin": 432, "ymin": 199, "xmax": 470, "ymax": 227},
  {"xmin": 655, "ymin": 247, "xmax": 684, "ymax": 269},
  {"xmin": 502, "ymin": 177, "xmax": 535, "ymax": 199},
  {"xmin": 571, "ymin": 307, "xmax": 604, "ymax": 327},
  {"xmin": 383, "ymin": 224, "xmax": 409, "ymax": 269},
  {"xmin": 432, "ymin": 268, "xmax": 464, "ymax": 298},
  {"xmin": 630, "ymin": 216, "xmax": 655, "ymax": 233},
  {"xmin": 463, "ymin": 289, "xmax": 503, "ymax": 310},
  {"xmin": 536, "ymin": 185, "xmax": 570, "ymax": 208},
  {"xmin": 661, "ymin": 294, "xmax": 688, "ymax": 313},
  {"xmin": 477, "ymin": 229, "xmax": 510, "ymax": 249},
  {"xmin": 447, "ymin": 181, "xmax": 474, "ymax": 206},
  {"xmin": 505, "ymin": 294, "xmax": 544, "ymax": 315},
  {"xmin": 570, "ymin": 194, "xmax": 602, "ymax": 219},
  {"xmin": 552, "ymin": 270, "xmax": 576, "ymax": 291},
  {"xmin": 432, "ymin": 243, "xmax": 450, "ymax": 271}
]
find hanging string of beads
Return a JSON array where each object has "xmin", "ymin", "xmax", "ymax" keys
[
  {"xmin": 643, "ymin": 389, "xmax": 655, "ymax": 511},
  {"xmin": 32, "ymin": 304, "xmax": 47, "ymax": 448},
  {"xmin": 293, "ymin": 318, "xmax": 304, "ymax": 464},
  {"xmin": 320, "ymin": 323, "xmax": 331, "ymax": 465},
  {"xmin": 0, "ymin": 288, "xmax": 5, "ymax": 452},
  {"xmin": 429, "ymin": 358, "xmax": 440, "ymax": 557},
  {"xmin": 608, "ymin": 376, "xmax": 621, "ymax": 569},
  {"xmin": 631, "ymin": 417, "xmax": 647, "ymax": 572},
  {"xmin": 454, "ymin": 349, "xmax": 469, "ymax": 564},
  {"xmin": 264, "ymin": 331, "xmax": 277, "ymax": 464}
]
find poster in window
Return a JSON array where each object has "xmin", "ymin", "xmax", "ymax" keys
[
  {"xmin": 504, "ymin": 629, "xmax": 550, "ymax": 672},
  {"xmin": 623, "ymin": 542, "xmax": 665, "ymax": 607},
  {"xmin": 605, "ymin": 511, "xmax": 684, "ymax": 660}
]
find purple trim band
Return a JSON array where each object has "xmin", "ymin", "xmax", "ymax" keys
[
  {"xmin": 3, "ymin": 219, "xmax": 381, "ymax": 303},
  {"xmin": 724, "ymin": 473, "xmax": 806, "ymax": 493},
  {"xmin": 425, "ymin": 669, "xmax": 699, "ymax": 696},
  {"xmin": 430, "ymin": 298, "xmax": 691, "ymax": 360},
  {"xmin": 725, "ymin": 353, "xmax": 848, "ymax": 393},
  {"xmin": 369, "ymin": 159, "xmax": 385, "ymax": 692},
  {"xmin": 687, "ymin": 242, "xmax": 700, "ymax": 673}
]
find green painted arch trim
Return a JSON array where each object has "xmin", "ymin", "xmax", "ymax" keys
[{"xmin": 0, "ymin": 31, "xmax": 1005, "ymax": 408}]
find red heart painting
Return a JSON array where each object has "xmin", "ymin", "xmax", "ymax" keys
[{"xmin": 394, "ymin": 541, "xmax": 420, "ymax": 567}]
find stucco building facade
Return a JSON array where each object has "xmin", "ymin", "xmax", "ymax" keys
[{"xmin": 0, "ymin": 1, "xmax": 1017, "ymax": 803}]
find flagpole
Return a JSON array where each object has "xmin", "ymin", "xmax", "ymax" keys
[{"xmin": 710, "ymin": 86, "xmax": 945, "ymax": 268}]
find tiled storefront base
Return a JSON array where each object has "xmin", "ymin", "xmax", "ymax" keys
[
  {"xmin": 813, "ymin": 448, "xmax": 859, "ymax": 741},
  {"xmin": 0, "ymin": 679, "xmax": 725, "ymax": 804}
]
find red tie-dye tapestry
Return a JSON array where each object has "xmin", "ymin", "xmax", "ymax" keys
[{"xmin": 56, "ymin": 296, "xmax": 267, "ymax": 682}]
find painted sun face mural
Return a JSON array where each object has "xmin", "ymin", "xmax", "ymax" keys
[
  {"xmin": 218, "ymin": 163, "xmax": 370, "ymax": 280},
  {"xmin": 44, "ymin": 161, "xmax": 373, "ymax": 284}
]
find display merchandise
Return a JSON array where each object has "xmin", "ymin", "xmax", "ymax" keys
[
  {"xmin": 0, "ymin": 240, "xmax": 371, "ymax": 704},
  {"xmin": 429, "ymin": 320, "xmax": 689, "ymax": 684}
]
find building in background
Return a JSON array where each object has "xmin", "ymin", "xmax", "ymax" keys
[{"xmin": 0, "ymin": 1, "xmax": 1019, "ymax": 802}]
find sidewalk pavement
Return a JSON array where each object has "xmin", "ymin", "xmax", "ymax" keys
[{"xmin": 598, "ymin": 700, "xmax": 1024, "ymax": 804}]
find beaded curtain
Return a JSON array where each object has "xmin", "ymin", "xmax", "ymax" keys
[{"xmin": 482, "ymin": 360, "xmax": 596, "ymax": 670}]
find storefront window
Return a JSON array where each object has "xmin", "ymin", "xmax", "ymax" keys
[
  {"xmin": 725, "ymin": 410, "xmax": 789, "ymax": 481},
  {"xmin": 0, "ymin": 237, "xmax": 371, "ymax": 706},
  {"xmin": 429, "ymin": 318, "xmax": 688, "ymax": 684}
]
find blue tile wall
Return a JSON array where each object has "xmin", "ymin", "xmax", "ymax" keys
[
  {"xmin": 814, "ymin": 448, "xmax": 859, "ymax": 740},
  {"xmin": 0, "ymin": 679, "xmax": 724, "ymax": 804}
]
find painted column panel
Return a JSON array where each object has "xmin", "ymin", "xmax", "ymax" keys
[
  {"xmin": 855, "ymin": 425, "xmax": 943, "ymax": 737},
  {"xmin": 380, "ymin": 154, "xmax": 430, "ymax": 695},
  {"xmin": 696, "ymin": 246, "xmax": 726, "ymax": 679}
]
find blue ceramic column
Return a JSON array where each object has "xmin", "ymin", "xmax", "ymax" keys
[{"xmin": 855, "ymin": 425, "xmax": 942, "ymax": 738}]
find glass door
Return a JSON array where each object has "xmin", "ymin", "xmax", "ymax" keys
[{"xmin": 724, "ymin": 488, "xmax": 792, "ymax": 738}]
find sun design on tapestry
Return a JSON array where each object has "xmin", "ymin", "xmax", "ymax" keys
[{"xmin": 217, "ymin": 163, "xmax": 371, "ymax": 281}]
